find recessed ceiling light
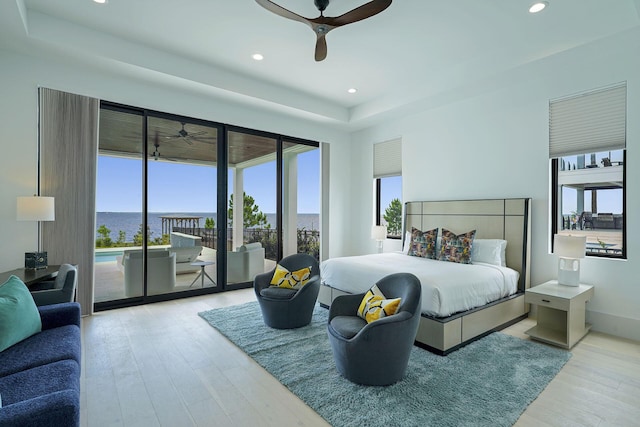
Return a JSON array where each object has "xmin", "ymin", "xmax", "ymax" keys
[
  {"xmin": 93, "ymin": 0, "xmax": 107, "ymax": 4},
  {"xmin": 252, "ymin": 53, "xmax": 264, "ymax": 61},
  {"xmin": 348, "ymin": 88, "xmax": 357, "ymax": 94},
  {"xmin": 529, "ymin": 2, "xmax": 548, "ymax": 13}
]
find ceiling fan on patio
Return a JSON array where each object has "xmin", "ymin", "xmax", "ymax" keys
[
  {"xmin": 255, "ymin": 0, "xmax": 392, "ymax": 61},
  {"xmin": 165, "ymin": 122, "xmax": 209, "ymax": 145},
  {"xmin": 151, "ymin": 132, "xmax": 176, "ymax": 162}
]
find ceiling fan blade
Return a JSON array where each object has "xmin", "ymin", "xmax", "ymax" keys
[
  {"xmin": 329, "ymin": 0, "xmax": 392, "ymax": 27},
  {"xmin": 315, "ymin": 34, "xmax": 327, "ymax": 61},
  {"xmin": 255, "ymin": 0, "xmax": 311, "ymax": 26},
  {"xmin": 187, "ymin": 130, "xmax": 207, "ymax": 138}
]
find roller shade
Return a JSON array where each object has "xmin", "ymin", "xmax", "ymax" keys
[
  {"xmin": 373, "ymin": 138, "xmax": 402, "ymax": 178},
  {"xmin": 549, "ymin": 82, "xmax": 626, "ymax": 158}
]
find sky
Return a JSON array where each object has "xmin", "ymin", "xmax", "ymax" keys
[
  {"xmin": 379, "ymin": 175, "xmax": 402, "ymax": 216},
  {"xmin": 96, "ymin": 148, "xmax": 320, "ymax": 213}
]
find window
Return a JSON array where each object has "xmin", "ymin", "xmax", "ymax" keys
[
  {"xmin": 373, "ymin": 138, "xmax": 402, "ymax": 238},
  {"xmin": 376, "ymin": 176, "xmax": 403, "ymax": 238},
  {"xmin": 550, "ymin": 83, "xmax": 626, "ymax": 258}
]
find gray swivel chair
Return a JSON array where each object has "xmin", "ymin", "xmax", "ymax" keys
[
  {"xmin": 327, "ymin": 272, "xmax": 422, "ymax": 386},
  {"xmin": 253, "ymin": 253, "xmax": 320, "ymax": 329},
  {"xmin": 30, "ymin": 264, "xmax": 77, "ymax": 306}
]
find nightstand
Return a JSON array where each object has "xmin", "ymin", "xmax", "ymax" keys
[{"xmin": 525, "ymin": 280, "xmax": 594, "ymax": 349}]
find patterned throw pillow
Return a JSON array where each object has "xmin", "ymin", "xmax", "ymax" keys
[
  {"xmin": 357, "ymin": 284, "xmax": 401, "ymax": 324},
  {"xmin": 270, "ymin": 264, "xmax": 312, "ymax": 290},
  {"xmin": 439, "ymin": 228, "xmax": 476, "ymax": 264},
  {"xmin": 409, "ymin": 227, "xmax": 438, "ymax": 259}
]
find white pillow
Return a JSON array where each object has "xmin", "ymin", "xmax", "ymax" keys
[
  {"xmin": 471, "ymin": 239, "xmax": 507, "ymax": 266},
  {"xmin": 402, "ymin": 231, "xmax": 411, "ymax": 254}
]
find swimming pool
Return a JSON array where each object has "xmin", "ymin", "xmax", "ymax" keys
[{"xmin": 94, "ymin": 249, "xmax": 124, "ymax": 263}]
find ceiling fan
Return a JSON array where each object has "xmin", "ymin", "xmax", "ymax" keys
[
  {"xmin": 165, "ymin": 122, "xmax": 209, "ymax": 144},
  {"xmin": 255, "ymin": 0, "xmax": 392, "ymax": 61},
  {"xmin": 151, "ymin": 131, "xmax": 176, "ymax": 161}
]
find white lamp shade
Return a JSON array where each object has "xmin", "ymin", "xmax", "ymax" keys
[
  {"xmin": 554, "ymin": 234, "xmax": 586, "ymax": 259},
  {"xmin": 371, "ymin": 225, "xmax": 387, "ymax": 240},
  {"xmin": 17, "ymin": 196, "xmax": 55, "ymax": 221}
]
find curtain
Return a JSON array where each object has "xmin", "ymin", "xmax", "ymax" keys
[{"xmin": 39, "ymin": 87, "xmax": 98, "ymax": 316}]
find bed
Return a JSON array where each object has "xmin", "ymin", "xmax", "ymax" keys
[{"xmin": 318, "ymin": 198, "xmax": 532, "ymax": 355}]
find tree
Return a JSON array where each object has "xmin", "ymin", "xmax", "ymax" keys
[
  {"xmin": 228, "ymin": 192, "xmax": 270, "ymax": 229},
  {"xmin": 96, "ymin": 225, "xmax": 113, "ymax": 247},
  {"xmin": 133, "ymin": 224, "xmax": 160, "ymax": 246},
  {"xmin": 383, "ymin": 198, "xmax": 402, "ymax": 236},
  {"xmin": 116, "ymin": 230, "xmax": 126, "ymax": 246},
  {"xmin": 205, "ymin": 217, "xmax": 215, "ymax": 229}
]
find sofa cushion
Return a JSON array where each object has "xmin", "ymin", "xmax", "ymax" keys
[
  {"xmin": 0, "ymin": 324, "xmax": 80, "ymax": 378},
  {"xmin": 0, "ymin": 359, "xmax": 80, "ymax": 427},
  {"xmin": 170, "ymin": 246, "xmax": 202, "ymax": 263},
  {"xmin": 329, "ymin": 316, "xmax": 367, "ymax": 339},
  {"xmin": 238, "ymin": 242, "xmax": 263, "ymax": 252},
  {"xmin": 0, "ymin": 276, "xmax": 42, "ymax": 352},
  {"xmin": 260, "ymin": 286, "xmax": 298, "ymax": 300}
]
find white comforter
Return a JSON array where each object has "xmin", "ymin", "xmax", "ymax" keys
[{"xmin": 320, "ymin": 252, "xmax": 519, "ymax": 317}]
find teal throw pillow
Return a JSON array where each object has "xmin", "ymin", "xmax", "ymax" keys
[{"xmin": 0, "ymin": 275, "xmax": 42, "ymax": 352}]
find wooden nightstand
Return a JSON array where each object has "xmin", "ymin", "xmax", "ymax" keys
[{"xmin": 525, "ymin": 280, "xmax": 594, "ymax": 349}]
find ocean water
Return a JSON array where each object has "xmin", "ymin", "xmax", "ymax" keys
[{"xmin": 96, "ymin": 212, "xmax": 319, "ymax": 242}]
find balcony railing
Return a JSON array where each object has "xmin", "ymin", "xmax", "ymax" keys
[{"xmin": 172, "ymin": 227, "xmax": 320, "ymax": 261}]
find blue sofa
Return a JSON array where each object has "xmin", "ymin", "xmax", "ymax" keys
[{"xmin": 0, "ymin": 302, "xmax": 81, "ymax": 427}]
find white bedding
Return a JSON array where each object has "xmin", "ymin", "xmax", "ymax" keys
[{"xmin": 320, "ymin": 252, "xmax": 519, "ymax": 317}]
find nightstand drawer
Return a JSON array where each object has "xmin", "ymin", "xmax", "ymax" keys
[{"xmin": 525, "ymin": 292, "xmax": 569, "ymax": 311}]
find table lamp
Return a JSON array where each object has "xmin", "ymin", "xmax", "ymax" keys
[
  {"xmin": 371, "ymin": 225, "xmax": 387, "ymax": 253},
  {"xmin": 17, "ymin": 196, "xmax": 55, "ymax": 269},
  {"xmin": 554, "ymin": 234, "xmax": 586, "ymax": 287}
]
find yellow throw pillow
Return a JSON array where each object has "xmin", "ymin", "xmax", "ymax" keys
[
  {"xmin": 270, "ymin": 264, "xmax": 312, "ymax": 290},
  {"xmin": 357, "ymin": 284, "xmax": 401, "ymax": 324}
]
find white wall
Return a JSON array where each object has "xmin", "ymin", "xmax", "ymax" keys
[
  {"xmin": 0, "ymin": 48, "xmax": 352, "ymax": 272},
  {"xmin": 349, "ymin": 27, "xmax": 640, "ymax": 342},
  {"xmin": 3, "ymin": 26, "xmax": 638, "ymax": 341}
]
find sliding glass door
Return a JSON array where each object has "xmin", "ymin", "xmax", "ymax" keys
[
  {"xmin": 95, "ymin": 106, "xmax": 144, "ymax": 303},
  {"xmin": 146, "ymin": 115, "xmax": 219, "ymax": 296},
  {"xmin": 94, "ymin": 103, "xmax": 319, "ymax": 310},
  {"xmin": 283, "ymin": 139, "xmax": 320, "ymax": 259},
  {"xmin": 226, "ymin": 129, "xmax": 277, "ymax": 287}
]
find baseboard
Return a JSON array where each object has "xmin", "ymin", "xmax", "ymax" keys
[{"xmin": 587, "ymin": 310, "xmax": 640, "ymax": 343}]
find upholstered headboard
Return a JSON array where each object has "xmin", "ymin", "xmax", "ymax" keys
[{"xmin": 404, "ymin": 198, "xmax": 532, "ymax": 292}]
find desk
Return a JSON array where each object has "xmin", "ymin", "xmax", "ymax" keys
[{"xmin": 0, "ymin": 265, "xmax": 61, "ymax": 287}]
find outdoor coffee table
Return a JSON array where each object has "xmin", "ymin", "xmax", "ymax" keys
[{"xmin": 189, "ymin": 260, "xmax": 216, "ymax": 288}]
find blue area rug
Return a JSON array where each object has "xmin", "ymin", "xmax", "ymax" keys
[{"xmin": 198, "ymin": 302, "xmax": 571, "ymax": 427}]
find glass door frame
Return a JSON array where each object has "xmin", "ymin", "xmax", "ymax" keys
[{"xmin": 95, "ymin": 102, "xmax": 319, "ymax": 311}]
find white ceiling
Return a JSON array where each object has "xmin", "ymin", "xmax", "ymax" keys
[{"xmin": 1, "ymin": 0, "xmax": 639, "ymax": 130}]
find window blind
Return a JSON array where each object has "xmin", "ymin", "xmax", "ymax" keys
[
  {"xmin": 549, "ymin": 82, "xmax": 626, "ymax": 158},
  {"xmin": 373, "ymin": 138, "xmax": 402, "ymax": 178}
]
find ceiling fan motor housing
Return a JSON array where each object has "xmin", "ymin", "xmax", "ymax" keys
[{"xmin": 314, "ymin": 0, "xmax": 330, "ymax": 12}]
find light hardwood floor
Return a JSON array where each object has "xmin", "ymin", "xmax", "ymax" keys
[{"xmin": 81, "ymin": 290, "xmax": 640, "ymax": 427}]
